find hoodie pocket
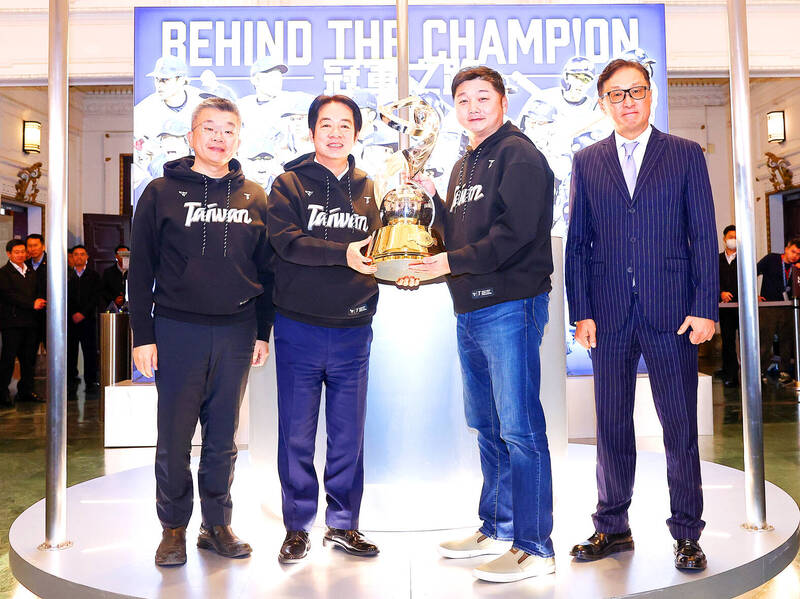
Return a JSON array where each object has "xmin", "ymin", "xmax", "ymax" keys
[{"xmin": 177, "ymin": 256, "xmax": 263, "ymax": 315}]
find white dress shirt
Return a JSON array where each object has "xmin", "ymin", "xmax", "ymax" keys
[
  {"xmin": 725, "ymin": 251, "xmax": 736, "ymax": 265},
  {"xmin": 314, "ymin": 158, "xmax": 348, "ymax": 180},
  {"xmin": 614, "ymin": 125, "xmax": 652, "ymax": 179},
  {"xmin": 11, "ymin": 261, "xmax": 28, "ymax": 277},
  {"xmin": 615, "ymin": 125, "xmax": 652, "ymax": 288}
]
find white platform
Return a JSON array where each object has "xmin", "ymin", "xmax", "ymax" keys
[
  {"xmin": 566, "ymin": 372, "xmax": 715, "ymax": 439},
  {"xmin": 10, "ymin": 445, "xmax": 799, "ymax": 599},
  {"xmin": 104, "ymin": 380, "xmax": 251, "ymax": 447},
  {"xmin": 104, "ymin": 372, "xmax": 713, "ymax": 447}
]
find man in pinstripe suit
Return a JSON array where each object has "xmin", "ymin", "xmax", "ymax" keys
[{"xmin": 565, "ymin": 59, "xmax": 718, "ymax": 571}]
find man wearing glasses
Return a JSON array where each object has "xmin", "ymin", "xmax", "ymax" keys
[
  {"xmin": 565, "ymin": 59, "xmax": 717, "ymax": 571},
  {"xmin": 130, "ymin": 97, "xmax": 274, "ymax": 568}
]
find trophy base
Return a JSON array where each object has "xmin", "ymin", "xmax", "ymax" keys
[
  {"xmin": 368, "ymin": 222, "xmax": 443, "ymax": 283},
  {"xmin": 374, "ymin": 255, "xmax": 440, "ymax": 283}
]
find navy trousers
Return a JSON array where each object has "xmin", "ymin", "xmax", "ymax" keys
[
  {"xmin": 0, "ymin": 327, "xmax": 37, "ymax": 399},
  {"xmin": 68, "ymin": 317, "xmax": 97, "ymax": 385},
  {"xmin": 591, "ymin": 296, "xmax": 704, "ymax": 540},
  {"xmin": 274, "ymin": 313, "xmax": 372, "ymax": 531},
  {"xmin": 154, "ymin": 316, "xmax": 255, "ymax": 529}
]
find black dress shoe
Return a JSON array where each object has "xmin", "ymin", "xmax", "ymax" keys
[
  {"xmin": 713, "ymin": 369, "xmax": 725, "ymax": 379},
  {"xmin": 155, "ymin": 526, "xmax": 187, "ymax": 567},
  {"xmin": 674, "ymin": 539, "xmax": 706, "ymax": 571},
  {"xmin": 723, "ymin": 378, "xmax": 739, "ymax": 388},
  {"xmin": 323, "ymin": 527, "xmax": 379, "ymax": 557},
  {"xmin": 570, "ymin": 530, "xmax": 634, "ymax": 560},
  {"xmin": 197, "ymin": 524, "xmax": 252, "ymax": 558},
  {"xmin": 278, "ymin": 530, "xmax": 310, "ymax": 563}
]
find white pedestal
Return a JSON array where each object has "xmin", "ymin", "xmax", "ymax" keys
[
  {"xmin": 103, "ymin": 380, "xmax": 250, "ymax": 448},
  {"xmin": 566, "ymin": 372, "xmax": 714, "ymax": 439},
  {"xmin": 248, "ymin": 237, "xmax": 569, "ymax": 531}
]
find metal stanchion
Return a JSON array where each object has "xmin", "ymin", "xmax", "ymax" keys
[
  {"xmin": 99, "ymin": 312, "xmax": 131, "ymax": 421},
  {"xmin": 396, "ymin": 0, "xmax": 410, "ymax": 151},
  {"xmin": 39, "ymin": 0, "xmax": 72, "ymax": 551},
  {"xmin": 727, "ymin": 0, "xmax": 769, "ymax": 531}
]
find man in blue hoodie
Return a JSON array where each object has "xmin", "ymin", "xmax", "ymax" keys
[
  {"xmin": 129, "ymin": 97, "xmax": 274, "ymax": 568},
  {"xmin": 402, "ymin": 66, "xmax": 556, "ymax": 583}
]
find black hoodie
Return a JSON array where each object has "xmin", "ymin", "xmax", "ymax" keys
[
  {"xmin": 434, "ymin": 121, "xmax": 555, "ymax": 313},
  {"xmin": 267, "ymin": 153, "xmax": 381, "ymax": 328},
  {"xmin": 129, "ymin": 156, "xmax": 274, "ymax": 347}
]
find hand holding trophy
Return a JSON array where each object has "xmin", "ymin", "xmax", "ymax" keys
[{"xmin": 367, "ymin": 96, "xmax": 444, "ymax": 283}]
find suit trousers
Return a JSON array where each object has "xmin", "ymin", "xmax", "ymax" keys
[
  {"xmin": 719, "ymin": 307, "xmax": 739, "ymax": 381},
  {"xmin": 0, "ymin": 327, "xmax": 38, "ymax": 399},
  {"xmin": 591, "ymin": 295, "xmax": 704, "ymax": 540},
  {"xmin": 153, "ymin": 316, "xmax": 256, "ymax": 529},
  {"xmin": 274, "ymin": 313, "xmax": 372, "ymax": 532},
  {"xmin": 758, "ymin": 306, "xmax": 793, "ymax": 373},
  {"xmin": 68, "ymin": 317, "xmax": 97, "ymax": 385}
]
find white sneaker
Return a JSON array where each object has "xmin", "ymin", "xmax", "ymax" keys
[
  {"xmin": 472, "ymin": 548, "xmax": 555, "ymax": 583},
  {"xmin": 438, "ymin": 531, "xmax": 512, "ymax": 559}
]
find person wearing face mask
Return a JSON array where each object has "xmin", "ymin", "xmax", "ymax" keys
[
  {"xmin": 756, "ymin": 237, "xmax": 800, "ymax": 381},
  {"xmin": 718, "ymin": 225, "xmax": 739, "ymax": 387},
  {"xmin": 267, "ymin": 94, "xmax": 382, "ymax": 564}
]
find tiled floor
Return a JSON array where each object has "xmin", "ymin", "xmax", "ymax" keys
[{"xmin": 2, "ymin": 361, "xmax": 800, "ymax": 599}]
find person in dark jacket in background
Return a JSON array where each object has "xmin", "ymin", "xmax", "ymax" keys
[
  {"xmin": 267, "ymin": 94, "xmax": 381, "ymax": 564},
  {"xmin": 101, "ymin": 244, "xmax": 129, "ymax": 310},
  {"xmin": 129, "ymin": 97, "xmax": 274, "ymax": 568},
  {"xmin": 0, "ymin": 239, "xmax": 46, "ymax": 407},
  {"xmin": 25, "ymin": 233, "xmax": 47, "ymax": 351},
  {"xmin": 757, "ymin": 237, "xmax": 800, "ymax": 379},
  {"xmin": 400, "ymin": 66, "xmax": 556, "ymax": 583},
  {"xmin": 718, "ymin": 225, "xmax": 739, "ymax": 387},
  {"xmin": 67, "ymin": 244, "xmax": 101, "ymax": 392}
]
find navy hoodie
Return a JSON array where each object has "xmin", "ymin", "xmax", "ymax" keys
[
  {"xmin": 267, "ymin": 153, "xmax": 381, "ymax": 328},
  {"xmin": 129, "ymin": 156, "xmax": 274, "ymax": 347},
  {"xmin": 434, "ymin": 121, "xmax": 555, "ymax": 313}
]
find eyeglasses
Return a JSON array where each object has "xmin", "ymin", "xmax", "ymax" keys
[
  {"xmin": 601, "ymin": 85, "xmax": 650, "ymax": 104},
  {"xmin": 192, "ymin": 123, "xmax": 237, "ymax": 140}
]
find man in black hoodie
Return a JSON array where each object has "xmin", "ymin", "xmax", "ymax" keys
[
  {"xmin": 0, "ymin": 239, "xmax": 46, "ymax": 407},
  {"xmin": 402, "ymin": 66, "xmax": 555, "ymax": 583},
  {"xmin": 129, "ymin": 97, "xmax": 274, "ymax": 568},
  {"xmin": 267, "ymin": 94, "xmax": 381, "ymax": 563}
]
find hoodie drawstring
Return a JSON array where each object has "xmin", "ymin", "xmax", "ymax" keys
[
  {"xmin": 224, "ymin": 179, "xmax": 231, "ymax": 257},
  {"xmin": 456, "ymin": 146, "xmax": 483, "ymax": 221},
  {"xmin": 202, "ymin": 176, "xmax": 208, "ymax": 255},
  {"xmin": 322, "ymin": 172, "xmax": 354, "ymax": 241},
  {"xmin": 201, "ymin": 174, "xmax": 233, "ymax": 256}
]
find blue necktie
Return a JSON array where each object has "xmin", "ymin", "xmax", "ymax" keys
[{"xmin": 622, "ymin": 141, "xmax": 639, "ymax": 197}]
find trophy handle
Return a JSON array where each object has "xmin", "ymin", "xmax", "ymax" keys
[
  {"xmin": 379, "ymin": 97, "xmax": 440, "ymax": 178},
  {"xmin": 427, "ymin": 186, "xmax": 436, "ymax": 234}
]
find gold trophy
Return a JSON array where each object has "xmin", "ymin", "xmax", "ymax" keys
[{"xmin": 368, "ymin": 97, "xmax": 443, "ymax": 282}]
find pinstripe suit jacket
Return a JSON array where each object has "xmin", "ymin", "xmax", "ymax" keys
[{"xmin": 565, "ymin": 127, "xmax": 719, "ymax": 333}]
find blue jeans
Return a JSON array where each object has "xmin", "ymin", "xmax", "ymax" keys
[{"xmin": 456, "ymin": 294, "xmax": 554, "ymax": 557}]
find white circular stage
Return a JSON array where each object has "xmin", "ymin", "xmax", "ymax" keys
[{"xmin": 10, "ymin": 444, "xmax": 799, "ymax": 599}]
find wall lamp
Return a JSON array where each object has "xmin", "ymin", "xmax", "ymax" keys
[
  {"xmin": 22, "ymin": 120, "xmax": 42, "ymax": 154},
  {"xmin": 767, "ymin": 110, "xmax": 786, "ymax": 144}
]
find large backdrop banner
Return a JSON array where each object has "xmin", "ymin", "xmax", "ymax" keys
[{"xmin": 133, "ymin": 4, "xmax": 667, "ymax": 375}]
